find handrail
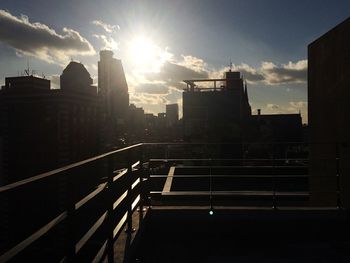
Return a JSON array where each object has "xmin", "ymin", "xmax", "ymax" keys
[
  {"xmin": 0, "ymin": 143, "xmax": 145, "ymax": 262},
  {"xmin": 0, "ymin": 141, "xmax": 345, "ymax": 262},
  {"xmin": 0, "ymin": 143, "xmax": 142, "ymax": 193}
]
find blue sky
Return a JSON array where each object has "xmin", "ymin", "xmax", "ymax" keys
[{"xmin": 1, "ymin": 0, "xmax": 349, "ymax": 123}]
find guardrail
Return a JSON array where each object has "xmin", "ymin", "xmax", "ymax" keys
[
  {"xmin": 0, "ymin": 142, "xmax": 345, "ymax": 262},
  {"xmin": 0, "ymin": 143, "xmax": 146, "ymax": 262}
]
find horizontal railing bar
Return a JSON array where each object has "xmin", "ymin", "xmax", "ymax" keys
[
  {"xmin": 75, "ymin": 211, "xmax": 108, "ymax": 254},
  {"xmin": 150, "ymin": 174, "xmax": 309, "ymax": 178},
  {"xmin": 0, "ymin": 143, "xmax": 142, "ymax": 193},
  {"xmin": 149, "ymin": 158, "xmax": 308, "ymax": 162},
  {"xmin": 113, "ymin": 160, "xmax": 140, "ymax": 182},
  {"xmin": 132, "ymin": 195, "xmax": 141, "ymax": 211},
  {"xmin": 113, "ymin": 212, "xmax": 127, "ymax": 239},
  {"xmin": 161, "ymin": 191, "xmax": 309, "ymax": 196},
  {"xmin": 149, "ymin": 205, "xmax": 344, "ymax": 211},
  {"xmin": 0, "ymin": 212, "xmax": 67, "ymax": 262},
  {"xmin": 113, "ymin": 191, "xmax": 128, "ymax": 210},
  {"xmin": 113, "ymin": 169, "xmax": 128, "ymax": 182},
  {"xmin": 143, "ymin": 142, "xmax": 309, "ymax": 146},
  {"xmin": 75, "ymin": 183, "xmax": 107, "ymax": 210},
  {"xmin": 92, "ymin": 239, "xmax": 108, "ymax": 263},
  {"xmin": 152, "ymin": 190, "xmax": 339, "ymax": 195},
  {"xmin": 131, "ymin": 178, "xmax": 141, "ymax": 190},
  {"xmin": 156, "ymin": 165, "xmax": 308, "ymax": 169}
]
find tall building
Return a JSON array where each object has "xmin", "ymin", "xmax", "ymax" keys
[
  {"xmin": 183, "ymin": 71, "xmax": 251, "ymax": 142},
  {"xmin": 308, "ymin": 17, "xmax": 350, "ymax": 207},
  {"xmin": 98, "ymin": 50, "xmax": 129, "ymax": 120},
  {"xmin": 182, "ymin": 70, "xmax": 302, "ymax": 149},
  {"xmin": 98, "ymin": 50, "xmax": 130, "ymax": 150},
  {"xmin": 0, "ymin": 63, "xmax": 99, "ymax": 185},
  {"xmin": 166, "ymin": 104, "xmax": 179, "ymax": 127}
]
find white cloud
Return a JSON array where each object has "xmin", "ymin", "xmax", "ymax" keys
[
  {"xmin": 93, "ymin": 34, "xmax": 119, "ymax": 51},
  {"xmin": 0, "ymin": 9, "xmax": 95, "ymax": 65},
  {"xmin": 290, "ymin": 101, "xmax": 307, "ymax": 108},
  {"xmin": 261, "ymin": 60, "xmax": 307, "ymax": 84},
  {"xmin": 178, "ymin": 55, "xmax": 207, "ymax": 73},
  {"xmin": 92, "ymin": 20, "xmax": 120, "ymax": 33},
  {"xmin": 208, "ymin": 59, "xmax": 307, "ymax": 85}
]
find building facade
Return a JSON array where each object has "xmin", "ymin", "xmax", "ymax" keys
[
  {"xmin": 0, "ymin": 62, "xmax": 99, "ymax": 185},
  {"xmin": 308, "ymin": 17, "xmax": 350, "ymax": 207},
  {"xmin": 183, "ymin": 71, "xmax": 251, "ymax": 142},
  {"xmin": 98, "ymin": 50, "xmax": 130, "ymax": 150}
]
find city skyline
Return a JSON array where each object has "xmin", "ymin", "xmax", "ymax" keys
[{"xmin": 0, "ymin": 0, "xmax": 349, "ymax": 122}]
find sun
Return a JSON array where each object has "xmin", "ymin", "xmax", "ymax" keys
[{"xmin": 127, "ymin": 35, "xmax": 171, "ymax": 73}]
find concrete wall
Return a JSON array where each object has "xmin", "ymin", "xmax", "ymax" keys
[{"xmin": 308, "ymin": 18, "xmax": 350, "ymax": 207}]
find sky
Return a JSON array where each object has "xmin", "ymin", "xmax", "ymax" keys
[{"xmin": 0, "ymin": 0, "xmax": 349, "ymax": 123}]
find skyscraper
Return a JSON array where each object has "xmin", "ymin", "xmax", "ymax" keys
[
  {"xmin": 98, "ymin": 50, "xmax": 129, "ymax": 120},
  {"xmin": 166, "ymin": 104, "xmax": 179, "ymax": 127}
]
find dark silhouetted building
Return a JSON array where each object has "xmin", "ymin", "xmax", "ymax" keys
[
  {"xmin": 60, "ymin": 61, "xmax": 97, "ymax": 95},
  {"xmin": 183, "ymin": 71, "xmax": 251, "ymax": 142},
  {"xmin": 182, "ymin": 70, "xmax": 302, "ymax": 145},
  {"xmin": 98, "ymin": 50, "xmax": 130, "ymax": 150},
  {"xmin": 166, "ymin": 104, "xmax": 179, "ymax": 127},
  {"xmin": 308, "ymin": 17, "xmax": 350, "ymax": 207},
  {"xmin": 250, "ymin": 112, "xmax": 303, "ymax": 143},
  {"xmin": 0, "ymin": 63, "xmax": 99, "ymax": 184}
]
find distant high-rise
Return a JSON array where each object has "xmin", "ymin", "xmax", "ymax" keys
[
  {"xmin": 182, "ymin": 70, "xmax": 301, "ymax": 144},
  {"xmin": 60, "ymin": 61, "xmax": 96, "ymax": 95},
  {"xmin": 183, "ymin": 71, "xmax": 251, "ymax": 142},
  {"xmin": 98, "ymin": 50, "xmax": 129, "ymax": 119},
  {"xmin": 166, "ymin": 104, "xmax": 179, "ymax": 127},
  {"xmin": 98, "ymin": 50, "xmax": 130, "ymax": 150}
]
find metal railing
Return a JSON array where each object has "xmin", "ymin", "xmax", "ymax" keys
[
  {"xmin": 144, "ymin": 142, "xmax": 342, "ymax": 210},
  {"xmin": 0, "ymin": 141, "xmax": 345, "ymax": 262},
  {"xmin": 0, "ymin": 143, "xmax": 146, "ymax": 262}
]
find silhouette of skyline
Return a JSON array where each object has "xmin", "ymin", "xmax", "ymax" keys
[
  {"xmin": 1, "ymin": 2, "xmax": 350, "ymax": 262},
  {"xmin": 1, "ymin": 0, "xmax": 349, "ymax": 122}
]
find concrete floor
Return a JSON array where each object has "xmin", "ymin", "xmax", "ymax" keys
[{"xmin": 131, "ymin": 208, "xmax": 350, "ymax": 263}]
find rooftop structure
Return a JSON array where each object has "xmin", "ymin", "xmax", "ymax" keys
[{"xmin": 60, "ymin": 61, "xmax": 96, "ymax": 95}]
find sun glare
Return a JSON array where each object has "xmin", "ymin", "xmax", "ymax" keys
[{"xmin": 127, "ymin": 35, "xmax": 171, "ymax": 73}]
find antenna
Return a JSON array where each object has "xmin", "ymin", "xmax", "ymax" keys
[
  {"xmin": 229, "ymin": 58, "xmax": 232, "ymax": 72},
  {"xmin": 24, "ymin": 59, "xmax": 30, "ymax": 76}
]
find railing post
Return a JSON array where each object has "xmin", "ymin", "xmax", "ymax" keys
[
  {"xmin": 63, "ymin": 171, "xmax": 76, "ymax": 262},
  {"xmin": 336, "ymin": 142, "xmax": 341, "ymax": 210},
  {"xmin": 107, "ymin": 156, "xmax": 115, "ymax": 263},
  {"xmin": 126, "ymin": 150, "xmax": 135, "ymax": 233},
  {"xmin": 272, "ymin": 143, "xmax": 277, "ymax": 210},
  {"xmin": 139, "ymin": 145, "xmax": 145, "ymax": 225}
]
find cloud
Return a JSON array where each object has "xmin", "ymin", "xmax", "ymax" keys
[
  {"xmin": 143, "ymin": 60, "xmax": 208, "ymax": 90},
  {"xmin": 267, "ymin": 103, "xmax": 279, "ymax": 110},
  {"xmin": 0, "ymin": 9, "xmax": 95, "ymax": 64},
  {"xmin": 49, "ymin": 74, "xmax": 60, "ymax": 89},
  {"xmin": 261, "ymin": 60, "xmax": 307, "ymax": 84},
  {"xmin": 130, "ymin": 92, "xmax": 169, "ymax": 106},
  {"xmin": 92, "ymin": 20, "xmax": 120, "ymax": 33},
  {"xmin": 134, "ymin": 82, "xmax": 169, "ymax": 94},
  {"xmin": 289, "ymin": 101, "xmax": 307, "ymax": 108},
  {"xmin": 93, "ymin": 34, "xmax": 119, "ymax": 51},
  {"xmin": 210, "ymin": 60, "xmax": 307, "ymax": 85},
  {"xmin": 178, "ymin": 55, "xmax": 207, "ymax": 73}
]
